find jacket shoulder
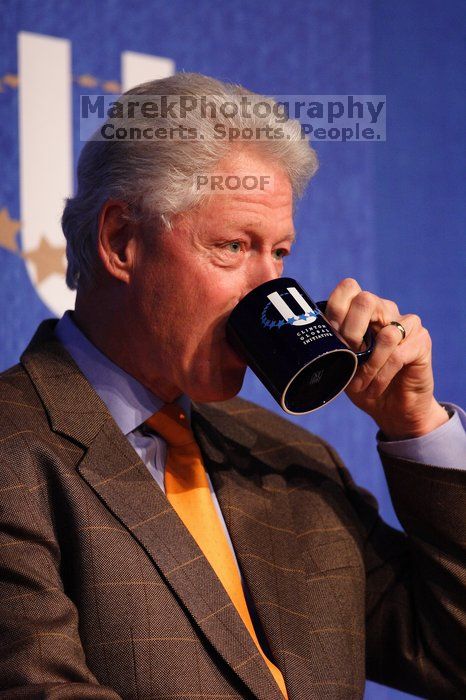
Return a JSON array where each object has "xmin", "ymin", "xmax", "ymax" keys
[
  {"xmin": 0, "ymin": 361, "xmax": 46, "ymax": 424},
  {"xmin": 0, "ymin": 361, "xmax": 83, "ymax": 481},
  {"xmin": 213, "ymin": 395, "xmax": 326, "ymax": 444},
  {"xmin": 195, "ymin": 395, "xmax": 343, "ymax": 478}
]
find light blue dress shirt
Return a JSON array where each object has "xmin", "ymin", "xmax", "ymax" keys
[
  {"xmin": 378, "ymin": 405, "xmax": 466, "ymax": 467},
  {"xmin": 55, "ymin": 313, "xmax": 466, "ymax": 525}
]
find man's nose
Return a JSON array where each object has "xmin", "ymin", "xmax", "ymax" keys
[{"xmin": 247, "ymin": 254, "xmax": 281, "ymax": 293}]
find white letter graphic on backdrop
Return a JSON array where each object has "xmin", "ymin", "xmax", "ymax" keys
[
  {"xmin": 18, "ymin": 32, "xmax": 175, "ymax": 316},
  {"xmin": 18, "ymin": 32, "xmax": 74, "ymax": 316},
  {"xmin": 122, "ymin": 51, "xmax": 174, "ymax": 90}
]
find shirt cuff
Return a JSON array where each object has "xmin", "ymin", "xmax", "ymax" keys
[{"xmin": 377, "ymin": 403, "xmax": 466, "ymax": 470}]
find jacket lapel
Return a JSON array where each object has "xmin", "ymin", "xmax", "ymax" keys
[
  {"xmin": 21, "ymin": 320, "xmax": 284, "ymax": 700},
  {"xmin": 192, "ymin": 403, "xmax": 314, "ymax": 700}
]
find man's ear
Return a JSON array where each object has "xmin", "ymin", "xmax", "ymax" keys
[{"xmin": 97, "ymin": 200, "xmax": 138, "ymax": 284}]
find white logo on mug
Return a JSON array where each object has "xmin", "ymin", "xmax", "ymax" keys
[{"xmin": 267, "ymin": 287, "xmax": 319, "ymax": 326}]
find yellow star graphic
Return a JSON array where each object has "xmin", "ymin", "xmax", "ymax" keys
[
  {"xmin": 0, "ymin": 207, "xmax": 21, "ymax": 253},
  {"xmin": 3, "ymin": 73, "xmax": 19, "ymax": 88},
  {"xmin": 102, "ymin": 80, "xmax": 121, "ymax": 93},
  {"xmin": 22, "ymin": 235, "xmax": 66, "ymax": 284},
  {"xmin": 76, "ymin": 74, "xmax": 98, "ymax": 88}
]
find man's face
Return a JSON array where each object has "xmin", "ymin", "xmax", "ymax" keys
[{"xmin": 129, "ymin": 149, "xmax": 295, "ymax": 402}]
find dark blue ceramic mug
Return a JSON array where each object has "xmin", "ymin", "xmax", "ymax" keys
[{"xmin": 226, "ymin": 277, "xmax": 374, "ymax": 415}]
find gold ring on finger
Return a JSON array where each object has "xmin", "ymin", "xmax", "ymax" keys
[{"xmin": 383, "ymin": 321, "xmax": 406, "ymax": 341}]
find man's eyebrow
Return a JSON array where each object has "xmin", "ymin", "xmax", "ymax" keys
[
  {"xmin": 227, "ymin": 221, "xmax": 297, "ymax": 242},
  {"xmin": 226, "ymin": 219, "xmax": 260, "ymax": 230},
  {"xmin": 273, "ymin": 230, "xmax": 297, "ymax": 243}
]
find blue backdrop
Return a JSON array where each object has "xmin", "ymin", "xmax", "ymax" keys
[{"xmin": 0, "ymin": 2, "xmax": 464, "ymax": 698}]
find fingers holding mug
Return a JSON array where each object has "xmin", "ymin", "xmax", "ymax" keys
[
  {"xmin": 325, "ymin": 279, "xmax": 401, "ymax": 352},
  {"xmin": 323, "ymin": 278, "xmax": 363, "ymax": 336},
  {"xmin": 348, "ymin": 313, "xmax": 420, "ymax": 395}
]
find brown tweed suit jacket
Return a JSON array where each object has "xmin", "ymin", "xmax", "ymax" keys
[{"xmin": 0, "ymin": 319, "xmax": 465, "ymax": 700}]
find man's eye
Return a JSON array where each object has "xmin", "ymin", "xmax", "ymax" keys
[
  {"xmin": 226, "ymin": 242, "xmax": 242, "ymax": 253},
  {"xmin": 273, "ymin": 248, "xmax": 288, "ymax": 260}
]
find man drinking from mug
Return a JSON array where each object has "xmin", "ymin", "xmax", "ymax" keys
[{"xmin": 0, "ymin": 73, "xmax": 465, "ymax": 700}]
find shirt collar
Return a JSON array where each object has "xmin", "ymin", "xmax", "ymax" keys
[{"xmin": 55, "ymin": 311, "xmax": 191, "ymax": 436}]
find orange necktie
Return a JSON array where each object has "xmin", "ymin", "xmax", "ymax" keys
[{"xmin": 145, "ymin": 403, "xmax": 288, "ymax": 699}]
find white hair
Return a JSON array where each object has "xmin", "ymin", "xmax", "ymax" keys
[{"xmin": 62, "ymin": 72, "xmax": 319, "ymax": 289}]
